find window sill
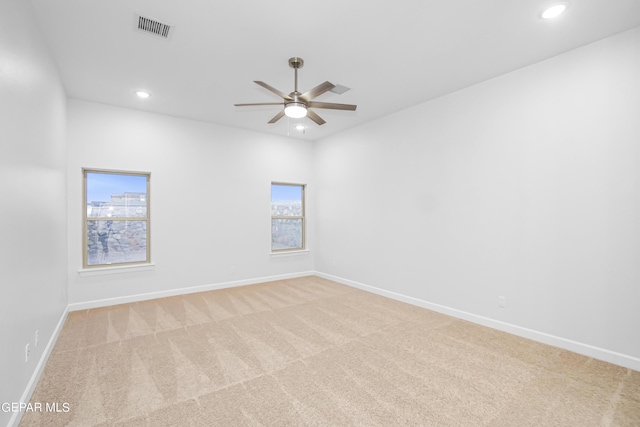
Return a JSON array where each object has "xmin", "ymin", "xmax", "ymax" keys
[
  {"xmin": 270, "ymin": 249, "xmax": 310, "ymax": 257},
  {"xmin": 78, "ymin": 263, "xmax": 155, "ymax": 277}
]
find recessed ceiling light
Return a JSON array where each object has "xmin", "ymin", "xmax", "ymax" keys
[
  {"xmin": 295, "ymin": 124, "xmax": 306, "ymax": 131},
  {"xmin": 135, "ymin": 90, "xmax": 150, "ymax": 98},
  {"xmin": 541, "ymin": 3, "xmax": 568, "ymax": 19}
]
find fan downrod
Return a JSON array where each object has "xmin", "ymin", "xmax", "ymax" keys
[{"xmin": 288, "ymin": 57, "xmax": 304, "ymax": 69}]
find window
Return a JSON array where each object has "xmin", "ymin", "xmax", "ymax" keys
[
  {"xmin": 271, "ymin": 183, "xmax": 305, "ymax": 252},
  {"xmin": 83, "ymin": 169, "xmax": 150, "ymax": 268}
]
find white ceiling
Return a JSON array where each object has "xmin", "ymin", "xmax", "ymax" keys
[{"xmin": 29, "ymin": 0, "xmax": 640, "ymax": 141}]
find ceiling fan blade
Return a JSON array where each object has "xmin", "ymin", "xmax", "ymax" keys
[
  {"xmin": 254, "ymin": 81, "xmax": 293, "ymax": 100},
  {"xmin": 308, "ymin": 101, "xmax": 357, "ymax": 111},
  {"xmin": 307, "ymin": 109, "xmax": 326, "ymax": 126},
  {"xmin": 268, "ymin": 110, "xmax": 286, "ymax": 124},
  {"xmin": 301, "ymin": 81, "xmax": 336, "ymax": 101},
  {"xmin": 234, "ymin": 102, "xmax": 284, "ymax": 107}
]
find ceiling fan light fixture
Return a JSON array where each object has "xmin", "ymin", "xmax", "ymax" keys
[{"xmin": 284, "ymin": 102, "xmax": 307, "ymax": 119}]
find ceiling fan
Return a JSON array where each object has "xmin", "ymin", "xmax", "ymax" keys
[{"xmin": 234, "ymin": 57, "xmax": 357, "ymax": 126}]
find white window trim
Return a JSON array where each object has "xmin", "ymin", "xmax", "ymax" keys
[
  {"xmin": 78, "ymin": 263, "xmax": 156, "ymax": 277},
  {"xmin": 270, "ymin": 249, "xmax": 310, "ymax": 257}
]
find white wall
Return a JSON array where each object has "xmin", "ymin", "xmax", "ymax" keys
[
  {"xmin": 0, "ymin": 0, "xmax": 68, "ymax": 425},
  {"xmin": 67, "ymin": 100, "xmax": 314, "ymax": 306},
  {"xmin": 315, "ymin": 27, "xmax": 640, "ymax": 365}
]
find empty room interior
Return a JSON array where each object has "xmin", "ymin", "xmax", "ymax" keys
[{"xmin": 2, "ymin": 0, "xmax": 640, "ymax": 426}]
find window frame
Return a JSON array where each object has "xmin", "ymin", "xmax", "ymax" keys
[
  {"xmin": 270, "ymin": 182, "xmax": 306, "ymax": 253},
  {"xmin": 82, "ymin": 168, "xmax": 151, "ymax": 269}
]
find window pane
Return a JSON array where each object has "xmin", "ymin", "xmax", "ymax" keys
[
  {"xmin": 271, "ymin": 184, "xmax": 302, "ymax": 216},
  {"xmin": 86, "ymin": 220, "xmax": 147, "ymax": 266},
  {"xmin": 272, "ymin": 219, "xmax": 303, "ymax": 251},
  {"xmin": 86, "ymin": 173, "xmax": 147, "ymax": 218}
]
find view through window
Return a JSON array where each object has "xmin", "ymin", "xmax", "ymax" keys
[
  {"xmin": 271, "ymin": 183, "xmax": 305, "ymax": 251},
  {"xmin": 83, "ymin": 170, "xmax": 150, "ymax": 267}
]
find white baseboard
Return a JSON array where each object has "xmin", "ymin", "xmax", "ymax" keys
[
  {"xmin": 314, "ymin": 271, "xmax": 640, "ymax": 372},
  {"xmin": 9, "ymin": 305, "xmax": 70, "ymax": 427},
  {"xmin": 68, "ymin": 271, "xmax": 315, "ymax": 312}
]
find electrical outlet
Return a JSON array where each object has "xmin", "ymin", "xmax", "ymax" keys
[
  {"xmin": 230, "ymin": 266, "xmax": 236, "ymax": 275},
  {"xmin": 25, "ymin": 343, "xmax": 31, "ymax": 363},
  {"xmin": 35, "ymin": 330, "xmax": 39, "ymax": 348},
  {"xmin": 331, "ymin": 260, "xmax": 337, "ymax": 269},
  {"xmin": 498, "ymin": 296, "xmax": 507, "ymax": 308}
]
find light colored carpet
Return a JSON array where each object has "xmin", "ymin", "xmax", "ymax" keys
[{"xmin": 20, "ymin": 276, "xmax": 640, "ymax": 426}]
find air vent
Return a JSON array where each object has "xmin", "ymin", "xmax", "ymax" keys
[{"xmin": 135, "ymin": 14, "xmax": 173, "ymax": 40}]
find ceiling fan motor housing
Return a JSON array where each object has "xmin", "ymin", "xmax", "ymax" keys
[{"xmin": 288, "ymin": 57, "xmax": 304, "ymax": 69}]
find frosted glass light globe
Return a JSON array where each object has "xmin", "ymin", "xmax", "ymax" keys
[{"xmin": 284, "ymin": 103, "xmax": 307, "ymax": 119}]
